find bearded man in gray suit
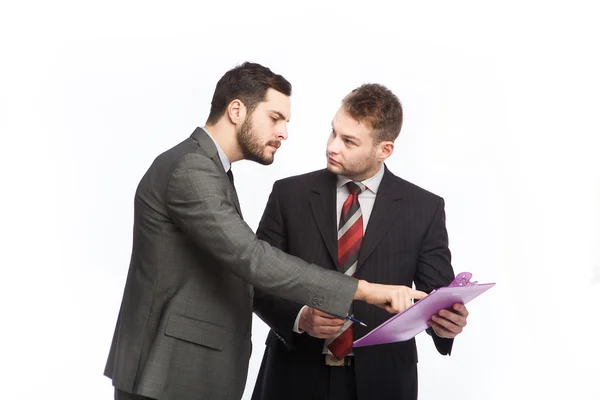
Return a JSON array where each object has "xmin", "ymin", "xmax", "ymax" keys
[{"xmin": 104, "ymin": 62, "xmax": 426, "ymax": 400}]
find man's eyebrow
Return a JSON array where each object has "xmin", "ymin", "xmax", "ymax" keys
[
  {"xmin": 332, "ymin": 123, "xmax": 360, "ymax": 142},
  {"xmin": 269, "ymin": 110, "xmax": 290, "ymax": 122}
]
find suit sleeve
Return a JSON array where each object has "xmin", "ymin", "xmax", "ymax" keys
[
  {"xmin": 413, "ymin": 197, "xmax": 456, "ymax": 355},
  {"xmin": 165, "ymin": 154, "xmax": 358, "ymax": 318},
  {"xmin": 253, "ymin": 181, "xmax": 306, "ymax": 349}
]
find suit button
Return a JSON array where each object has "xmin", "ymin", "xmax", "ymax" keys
[
  {"xmin": 312, "ymin": 295, "xmax": 324, "ymax": 307},
  {"xmin": 248, "ymin": 289, "xmax": 254, "ymax": 298},
  {"xmin": 246, "ymin": 331, "xmax": 252, "ymax": 339}
]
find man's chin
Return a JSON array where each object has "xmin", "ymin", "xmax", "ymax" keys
[
  {"xmin": 326, "ymin": 163, "xmax": 342, "ymax": 175},
  {"xmin": 243, "ymin": 149, "xmax": 274, "ymax": 165},
  {"xmin": 254, "ymin": 154, "xmax": 275, "ymax": 166}
]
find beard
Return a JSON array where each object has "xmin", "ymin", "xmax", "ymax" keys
[
  {"xmin": 237, "ymin": 116, "xmax": 278, "ymax": 165},
  {"xmin": 326, "ymin": 147, "xmax": 378, "ymax": 181}
]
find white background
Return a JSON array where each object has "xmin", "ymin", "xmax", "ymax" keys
[{"xmin": 1, "ymin": 1, "xmax": 599, "ymax": 399}]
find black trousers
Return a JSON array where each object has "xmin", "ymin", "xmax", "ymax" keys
[
  {"xmin": 311, "ymin": 361, "xmax": 358, "ymax": 400},
  {"xmin": 114, "ymin": 388, "xmax": 155, "ymax": 400}
]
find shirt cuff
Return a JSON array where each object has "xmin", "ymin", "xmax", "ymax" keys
[{"xmin": 293, "ymin": 306, "xmax": 308, "ymax": 334}]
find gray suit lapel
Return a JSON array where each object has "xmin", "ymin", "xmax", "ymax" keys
[
  {"xmin": 357, "ymin": 167, "xmax": 404, "ymax": 271},
  {"xmin": 190, "ymin": 127, "xmax": 243, "ymax": 217}
]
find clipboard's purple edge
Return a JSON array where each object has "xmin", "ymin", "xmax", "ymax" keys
[{"xmin": 354, "ymin": 282, "xmax": 496, "ymax": 344}]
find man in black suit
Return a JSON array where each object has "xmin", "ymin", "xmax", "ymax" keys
[{"xmin": 252, "ymin": 83, "xmax": 470, "ymax": 400}]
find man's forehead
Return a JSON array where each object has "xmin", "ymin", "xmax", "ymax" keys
[
  {"xmin": 333, "ymin": 109, "xmax": 360, "ymax": 130},
  {"xmin": 332, "ymin": 109, "xmax": 373, "ymax": 139},
  {"xmin": 262, "ymin": 89, "xmax": 291, "ymax": 120}
]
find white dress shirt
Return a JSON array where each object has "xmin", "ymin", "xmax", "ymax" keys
[{"xmin": 292, "ymin": 165, "xmax": 385, "ymax": 334}]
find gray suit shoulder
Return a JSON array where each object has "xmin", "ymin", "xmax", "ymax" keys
[
  {"xmin": 140, "ymin": 136, "xmax": 216, "ymax": 186},
  {"xmin": 154, "ymin": 137, "xmax": 210, "ymax": 170},
  {"xmin": 133, "ymin": 136, "xmax": 220, "ymax": 213}
]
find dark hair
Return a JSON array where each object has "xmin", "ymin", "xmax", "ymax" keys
[
  {"xmin": 206, "ymin": 62, "xmax": 292, "ymax": 125},
  {"xmin": 342, "ymin": 83, "xmax": 403, "ymax": 143}
]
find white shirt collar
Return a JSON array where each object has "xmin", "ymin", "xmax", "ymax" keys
[
  {"xmin": 336, "ymin": 164, "xmax": 385, "ymax": 194},
  {"xmin": 201, "ymin": 126, "xmax": 231, "ymax": 172}
]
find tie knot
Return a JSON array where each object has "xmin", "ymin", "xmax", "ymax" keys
[{"xmin": 347, "ymin": 181, "xmax": 366, "ymax": 195}]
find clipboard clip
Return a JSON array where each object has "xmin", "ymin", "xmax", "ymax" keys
[{"xmin": 448, "ymin": 272, "xmax": 478, "ymax": 287}]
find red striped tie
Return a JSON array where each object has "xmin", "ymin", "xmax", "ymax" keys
[{"xmin": 327, "ymin": 181, "xmax": 366, "ymax": 359}]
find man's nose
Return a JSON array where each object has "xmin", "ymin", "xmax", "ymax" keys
[
  {"xmin": 277, "ymin": 125, "xmax": 288, "ymax": 141},
  {"xmin": 327, "ymin": 139, "xmax": 340, "ymax": 154}
]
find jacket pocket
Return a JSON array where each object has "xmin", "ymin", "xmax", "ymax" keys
[{"xmin": 164, "ymin": 313, "xmax": 229, "ymax": 351}]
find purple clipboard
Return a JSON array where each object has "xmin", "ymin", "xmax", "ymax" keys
[{"xmin": 353, "ymin": 272, "xmax": 495, "ymax": 348}]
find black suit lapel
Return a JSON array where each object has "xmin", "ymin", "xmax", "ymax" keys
[
  {"xmin": 358, "ymin": 167, "xmax": 404, "ymax": 270},
  {"xmin": 309, "ymin": 171, "xmax": 338, "ymax": 268}
]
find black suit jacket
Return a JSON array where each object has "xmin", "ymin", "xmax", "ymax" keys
[{"xmin": 252, "ymin": 166, "xmax": 455, "ymax": 400}]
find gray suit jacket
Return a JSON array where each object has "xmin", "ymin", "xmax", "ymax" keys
[{"xmin": 104, "ymin": 128, "xmax": 358, "ymax": 400}]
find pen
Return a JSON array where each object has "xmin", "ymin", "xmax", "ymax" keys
[{"xmin": 346, "ymin": 315, "xmax": 367, "ymax": 327}]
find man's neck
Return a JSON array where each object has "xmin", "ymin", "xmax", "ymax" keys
[{"xmin": 203, "ymin": 122, "xmax": 243, "ymax": 163}]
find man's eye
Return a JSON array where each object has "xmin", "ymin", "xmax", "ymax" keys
[{"xmin": 345, "ymin": 139, "xmax": 354, "ymax": 145}]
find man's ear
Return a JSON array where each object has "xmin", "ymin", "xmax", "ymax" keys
[
  {"xmin": 227, "ymin": 99, "xmax": 247, "ymax": 125},
  {"xmin": 377, "ymin": 141, "xmax": 395, "ymax": 162}
]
